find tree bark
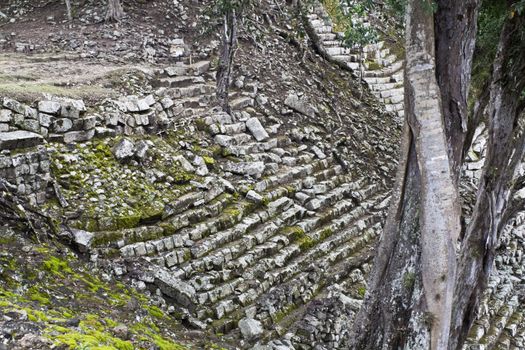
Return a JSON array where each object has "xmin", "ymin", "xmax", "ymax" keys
[
  {"xmin": 216, "ymin": 10, "xmax": 238, "ymax": 114},
  {"xmin": 65, "ymin": 0, "xmax": 72, "ymax": 22},
  {"xmin": 350, "ymin": 1, "xmax": 461, "ymax": 348},
  {"xmin": 450, "ymin": 10, "xmax": 525, "ymax": 349},
  {"xmin": 434, "ymin": 0, "xmax": 480, "ymax": 182},
  {"xmin": 105, "ymin": 0, "xmax": 125, "ymax": 22}
]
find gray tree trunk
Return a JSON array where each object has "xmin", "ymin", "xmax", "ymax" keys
[
  {"xmin": 350, "ymin": 0, "xmax": 480, "ymax": 348},
  {"xmin": 216, "ymin": 10, "xmax": 238, "ymax": 114},
  {"xmin": 105, "ymin": 0, "xmax": 125, "ymax": 22},
  {"xmin": 65, "ymin": 0, "xmax": 72, "ymax": 22},
  {"xmin": 450, "ymin": 11, "xmax": 525, "ymax": 349},
  {"xmin": 350, "ymin": 0, "xmax": 461, "ymax": 347},
  {"xmin": 434, "ymin": 0, "xmax": 480, "ymax": 182}
]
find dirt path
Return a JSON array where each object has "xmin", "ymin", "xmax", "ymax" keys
[{"xmin": 0, "ymin": 52, "xmax": 159, "ymax": 104}]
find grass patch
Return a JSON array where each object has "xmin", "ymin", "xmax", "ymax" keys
[{"xmin": 0, "ymin": 82, "xmax": 115, "ymax": 104}]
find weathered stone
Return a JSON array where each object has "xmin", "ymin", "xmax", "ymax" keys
[
  {"xmin": 0, "ymin": 131, "xmax": 43, "ymax": 150},
  {"xmin": 284, "ymin": 93, "xmax": 318, "ymax": 118},
  {"xmin": 311, "ymin": 145, "xmax": 326, "ymax": 159},
  {"xmin": 153, "ymin": 268, "xmax": 196, "ymax": 310},
  {"xmin": 143, "ymin": 95, "xmax": 156, "ymax": 106},
  {"xmin": 135, "ymin": 140, "xmax": 149, "ymax": 160},
  {"xmin": 174, "ymin": 155, "xmax": 195, "ymax": 172},
  {"xmin": 3, "ymin": 98, "xmax": 25, "ymax": 114},
  {"xmin": 16, "ymin": 119, "xmax": 40, "ymax": 133},
  {"xmin": 0, "ymin": 109, "xmax": 12, "ymax": 123},
  {"xmin": 246, "ymin": 190, "xmax": 263, "ymax": 203},
  {"xmin": 63, "ymin": 129, "xmax": 95, "ymax": 143},
  {"xmin": 112, "ymin": 138, "xmax": 135, "ymax": 161},
  {"xmin": 193, "ymin": 156, "xmax": 209, "ymax": 176},
  {"xmin": 38, "ymin": 101, "xmax": 61, "ymax": 115},
  {"xmin": 37, "ymin": 113, "xmax": 52, "ymax": 128},
  {"xmin": 238, "ymin": 317, "xmax": 264, "ymax": 340},
  {"xmin": 214, "ymin": 135, "xmax": 233, "ymax": 147},
  {"xmin": 246, "ymin": 117, "xmax": 269, "ymax": 141},
  {"xmin": 53, "ymin": 118, "xmax": 73, "ymax": 133},
  {"xmin": 222, "ymin": 161, "xmax": 265, "ymax": 177},
  {"xmin": 70, "ymin": 228, "xmax": 94, "ymax": 253}
]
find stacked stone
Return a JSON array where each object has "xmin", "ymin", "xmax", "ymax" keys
[
  {"xmin": 463, "ymin": 212, "xmax": 525, "ymax": 350},
  {"xmin": 0, "ymin": 97, "xmax": 95, "ymax": 143},
  {"xmin": 88, "ymin": 105, "xmax": 391, "ymax": 345},
  {"xmin": 0, "ymin": 60, "xmax": 224, "ymax": 145},
  {"xmin": 0, "ymin": 146, "xmax": 50, "ymax": 205},
  {"xmin": 307, "ymin": 3, "xmax": 405, "ymax": 121}
]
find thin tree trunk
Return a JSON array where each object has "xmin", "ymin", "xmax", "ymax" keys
[
  {"xmin": 352, "ymin": 0, "xmax": 460, "ymax": 349},
  {"xmin": 351, "ymin": 1, "xmax": 461, "ymax": 348},
  {"xmin": 434, "ymin": 0, "xmax": 481, "ymax": 182},
  {"xmin": 216, "ymin": 10, "xmax": 238, "ymax": 114},
  {"xmin": 404, "ymin": 0, "xmax": 461, "ymax": 347},
  {"xmin": 450, "ymin": 11, "xmax": 525, "ymax": 349},
  {"xmin": 106, "ymin": 0, "xmax": 125, "ymax": 22},
  {"xmin": 65, "ymin": 0, "xmax": 72, "ymax": 22}
]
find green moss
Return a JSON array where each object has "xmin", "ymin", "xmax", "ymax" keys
[
  {"xmin": 152, "ymin": 335, "xmax": 187, "ymax": 350},
  {"xmin": 195, "ymin": 118, "xmax": 210, "ymax": 132},
  {"xmin": 320, "ymin": 228, "xmax": 334, "ymax": 240},
  {"xmin": 366, "ymin": 61, "xmax": 382, "ymax": 70},
  {"xmin": 27, "ymin": 286, "xmax": 51, "ymax": 305},
  {"xmin": 115, "ymin": 215, "xmax": 141, "ymax": 230},
  {"xmin": 357, "ymin": 286, "xmax": 366, "ymax": 298},
  {"xmin": 146, "ymin": 305, "xmax": 165, "ymax": 319},
  {"xmin": 42, "ymin": 257, "xmax": 73, "ymax": 276},
  {"xmin": 183, "ymin": 250, "xmax": 192, "ymax": 262},
  {"xmin": 272, "ymin": 303, "xmax": 299, "ymax": 324},
  {"xmin": 282, "ymin": 226, "xmax": 306, "ymax": 241},
  {"xmin": 297, "ymin": 236, "xmax": 316, "ymax": 251},
  {"xmin": 403, "ymin": 272, "xmax": 416, "ymax": 290},
  {"xmin": 202, "ymin": 156, "xmax": 215, "ymax": 166}
]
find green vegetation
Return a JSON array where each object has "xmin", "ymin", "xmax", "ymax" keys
[{"xmin": 0, "ymin": 239, "xmax": 194, "ymax": 350}]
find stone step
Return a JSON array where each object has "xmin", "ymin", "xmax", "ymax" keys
[
  {"xmin": 385, "ymin": 102, "xmax": 404, "ymax": 113},
  {"xmin": 230, "ymin": 96, "xmax": 254, "ymax": 110},
  {"xmin": 315, "ymin": 25, "xmax": 334, "ymax": 34},
  {"xmin": 0, "ymin": 131, "xmax": 43, "ymax": 150},
  {"xmin": 257, "ymin": 225, "xmax": 379, "ymax": 327},
  {"xmin": 478, "ymin": 297, "xmax": 520, "ymax": 349},
  {"xmin": 318, "ymin": 33, "xmax": 337, "ymax": 41},
  {"xmin": 364, "ymin": 60, "xmax": 404, "ymax": 78},
  {"xmin": 172, "ymin": 84, "xmax": 215, "ymax": 99},
  {"xmin": 183, "ymin": 177, "xmax": 374, "ymax": 307},
  {"xmin": 369, "ymin": 82, "xmax": 398, "ymax": 91},
  {"xmin": 206, "ymin": 201, "xmax": 384, "ymax": 323},
  {"xmin": 162, "ymin": 60, "xmax": 211, "ymax": 77},
  {"xmin": 378, "ymin": 87, "xmax": 404, "ymax": 99},
  {"xmin": 220, "ymin": 136, "xmax": 291, "ymax": 158},
  {"xmin": 363, "ymin": 76, "xmax": 393, "ymax": 85},
  {"xmin": 156, "ymin": 75, "xmax": 206, "ymax": 88},
  {"xmin": 382, "ymin": 93, "xmax": 404, "ymax": 105},
  {"xmin": 326, "ymin": 47, "xmax": 354, "ymax": 56},
  {"xmin": 322, "ymin": 40, "xmax": 344, "ymax": 47},
  {"xmin": 138, "ymin": 160, "xmax": 338, "ymax": 267},
  {"xmin": 114, "ymin": 195, "xmax": 233, "ymax": 255}
]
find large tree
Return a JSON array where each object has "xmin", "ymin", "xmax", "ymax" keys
[
  {"xmin": 350, "ymin": 0, "xmax": 525, "ymax": 349},
  {"xmin": 106, "ymin": 0, "xmax": 125, "ymax": 22}
]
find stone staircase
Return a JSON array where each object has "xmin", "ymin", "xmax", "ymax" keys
[
  {"xmin": 463, "ymin": 212, "xmax": 525, "ymax": 350},
  {"xmin": 89, "ymin": 108, "xmax": 391, "ymax": 338},
  {"xmin": 307, "ymin": 3, "xmax": 405, "ymax": 121}
]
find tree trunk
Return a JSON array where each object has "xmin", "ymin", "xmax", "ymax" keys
[
  {"xmin": 65, "ymin": 0, "xmax": 72, "ymax": 22},
  {"xmin": 216, "ymin": 10, "xmax": 238, "ymax": 114},
  {"xmin": 450, "ymin": 11, "xmax": 525, "ymax": 349},
  {"xmin": 350, "ymin": 1, "xmax": 461, "ymax": 348},
  {"xmin": 106, "ymin": 0, "xmax": 125, "ymax": 22},
  {"xmin": 434, "ymin": 0, "xmax": 480, "ymax": 182}
]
